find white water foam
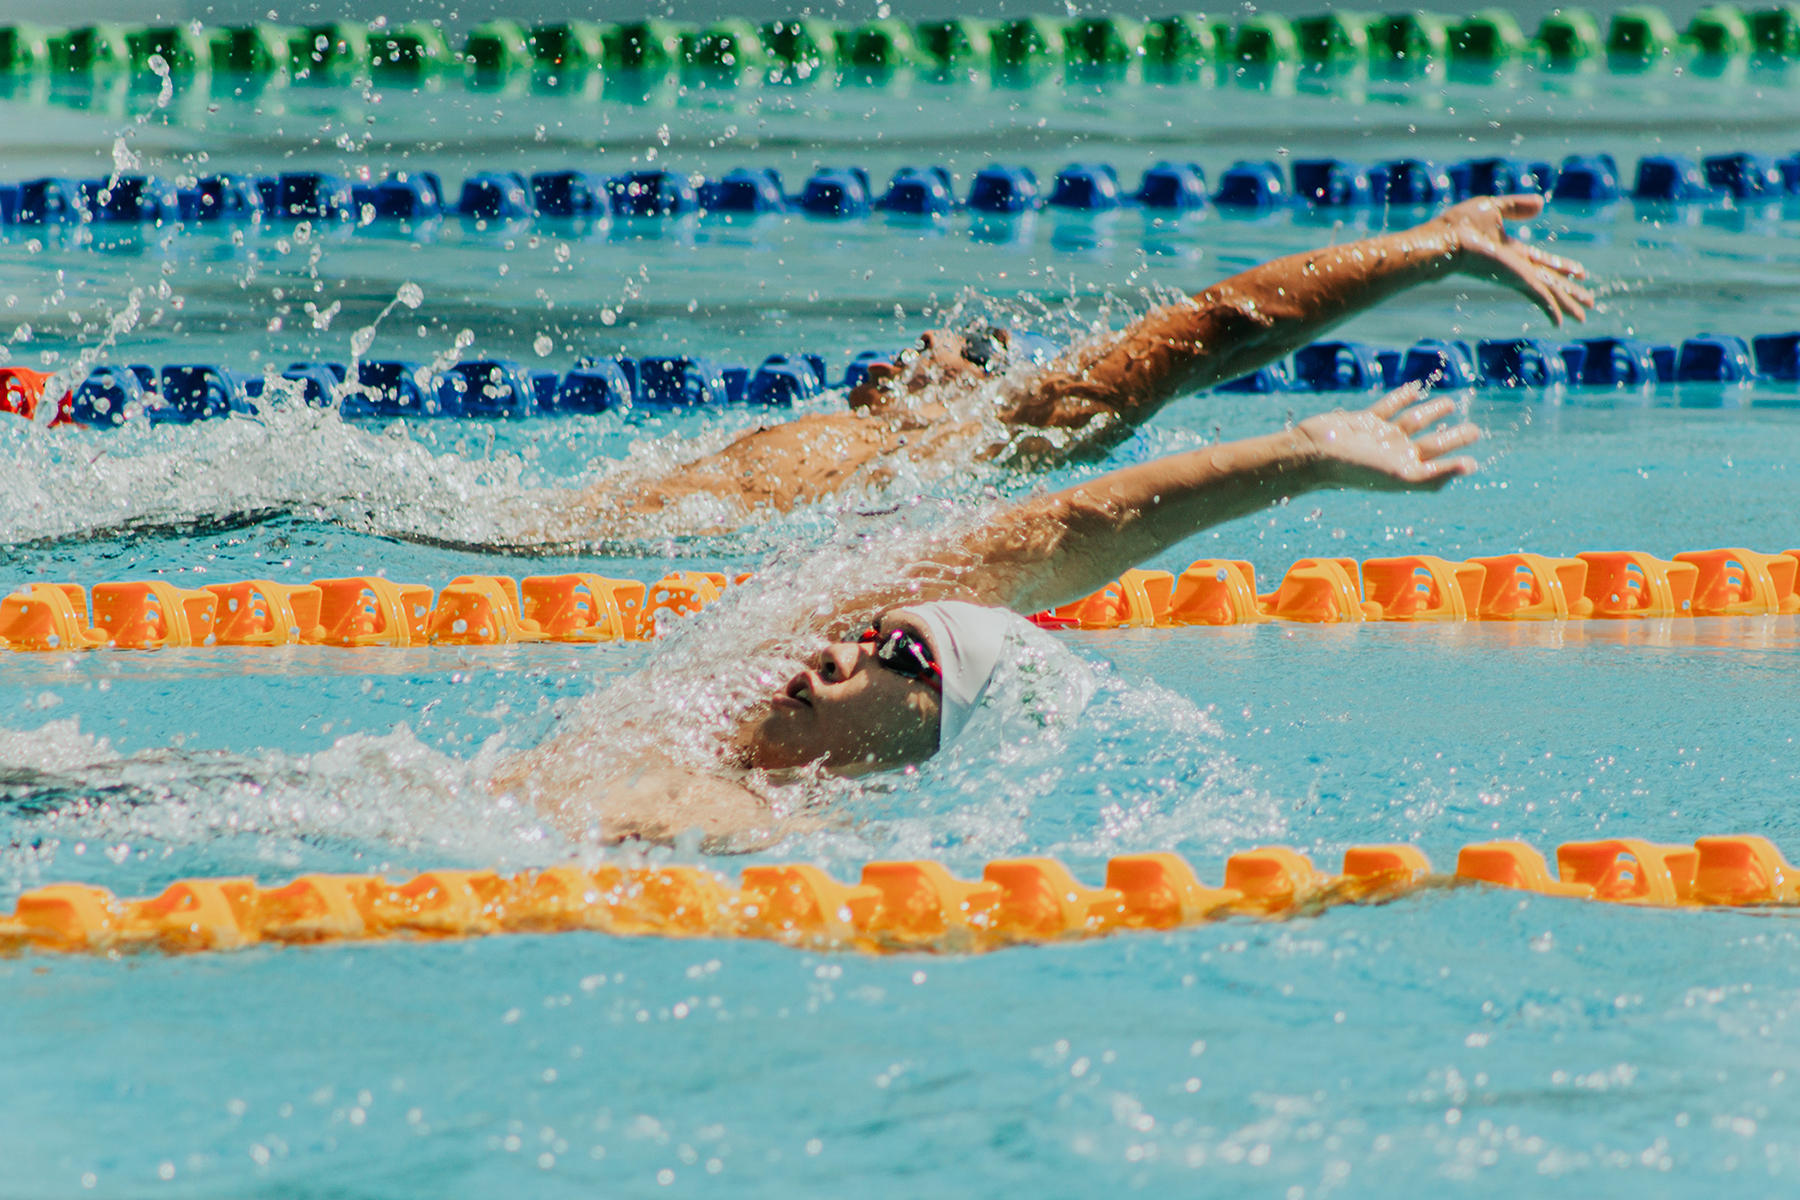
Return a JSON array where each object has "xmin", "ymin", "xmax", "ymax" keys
[{"xmin": 0, "ymin": 717, "xmax": 563, "ymax": 895}]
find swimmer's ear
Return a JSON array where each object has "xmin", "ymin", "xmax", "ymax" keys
[{"xmin": 847, "ymin": 360, "xmax": 904, "ymax": 411}]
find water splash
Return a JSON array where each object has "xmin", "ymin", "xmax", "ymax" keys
[
  {"xmin": 0, "ymin": 718, "xmax": 560, "ymax": 896},
  {"xmin": 0, "ymin": 398, "xmax": 544, "ymax": 544},
  {"xmin": 345, "ymin": 282, "xmax": 426, "ymax": 376},
  {"xmin": 7, "ymin": 285, "xmax": 1177, "ymax": 551},
  {"xmin": 109, "ymin": 137, "xmax": 141, "ymax": 177}
]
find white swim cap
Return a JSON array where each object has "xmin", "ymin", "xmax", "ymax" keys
[{"xmin": 896, "ymin": 600, "xmax": 1013, "ymax": 748}]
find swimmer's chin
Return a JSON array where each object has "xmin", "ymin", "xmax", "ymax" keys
[{"xmin": 734, "ymin": 705, "xmax": 891, "ymax": 779}]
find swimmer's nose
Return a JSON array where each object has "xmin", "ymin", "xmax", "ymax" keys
[{"xmin": 814, "ymin": 642, "xmax": 863, "ymax": 684}]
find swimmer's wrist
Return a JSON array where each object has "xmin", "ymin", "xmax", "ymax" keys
[{"xmin": 1259, "ymin": 427, "xmax": 1333, "ymax": 490}]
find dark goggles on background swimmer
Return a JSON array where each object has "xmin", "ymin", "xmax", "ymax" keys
[
  {"xmin": 959, "ymin": 326, "xmax": 1007, "ymax": 369},
  {"xmin": 859, "ymin": 623, "xmax": 941, "ymax": 688}
]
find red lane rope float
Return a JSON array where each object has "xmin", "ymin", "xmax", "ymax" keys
[
  {"xmin": 0, "ymin": 548, "xmax": 1796, "ymax": 651},
  {"xmin": 4, "ymin": 836, "xmax": 1794, "ymax": 958}
]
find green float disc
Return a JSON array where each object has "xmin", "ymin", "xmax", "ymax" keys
[
  {"xmin": 991, "ymin": 16, "xmax": 1066, "ymax": 67},
  {"xmin": 1143, "ymin": 15, "xmax": 1220, "ymax": 65},
  {"xmin": 916, "ymin": 18, "xmax": 992, "ymax": 67},
  {"xmin": 1294, "ymin": 12, "xmax": 1374, "ymax": 64},
  {"xmin": 1065, "ymin": 16, "xmax": 1145, "ymax": 65},
  {"xmin": 1231, "ymin": 15, "xmax": 1300, "ymax": 63},
  {"xmin": 1536, "ymin": 9, "xmax": 1604, "ymax": 61},
  {"xmin": 1606, "ymin": 5, "xmax": 1679, "ymax": 60}
]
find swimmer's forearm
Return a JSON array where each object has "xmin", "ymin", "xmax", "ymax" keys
[
  {"xmin": 963, "ymin": 430, "xmax": 1326, "ymax": 612},
  {"xmin": 964, "ymin": 388, "xmax": 1477, "ymax": 611},
  {"xmin": 1008, "ymin": 224, "xmax": 1457, "ymax": 428},
  {"xmin": 1186, "ymin": 225, "xmax": 1460, "ymax": 366}
]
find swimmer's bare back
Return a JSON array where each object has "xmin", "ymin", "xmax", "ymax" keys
[
  {"xmin": 576, "ymin": 404, "xmax": 985, "ymax": 521},
  {"xmin": 554, "ymin": 195, "xmax": 1589, "ymax": 534}
]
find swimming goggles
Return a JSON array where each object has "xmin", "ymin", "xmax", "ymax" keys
[{"xmin": 859, "ymin": 622, "xmax": 942, "ymax": 688}]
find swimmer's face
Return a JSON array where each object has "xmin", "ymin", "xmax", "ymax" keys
[
  {"xmin": 845, "ymin": 329, "xmax": 987, "ymax": 412},
  {"xmin": 742, "ymin": 613, "xmax": 941, "ymax": 774}
]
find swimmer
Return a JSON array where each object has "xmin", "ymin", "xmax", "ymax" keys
[
  {"xmin": 542, "ymin": 194, "xmax": 1591, "ymax": 542},
  {"xmin": 495, "ymin": 376, "xmax": 1525, "ymax": 848}
]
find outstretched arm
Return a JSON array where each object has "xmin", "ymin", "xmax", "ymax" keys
[
  {"xmin": 853, "ymin": 195, "xmax": 1592, "ymax": 436},
  {"xmin": 929, "ymin": 384, "xmax": 1479, "ymax": 614}
]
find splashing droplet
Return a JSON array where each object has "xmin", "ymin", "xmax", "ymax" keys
[{"xmin": 111, "ymin": 138, "xmax": 141, "ymax": 174}]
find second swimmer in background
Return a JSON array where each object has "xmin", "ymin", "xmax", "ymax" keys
[{"xmin": 530, "ymin": 194, "xmax": 1590, "ymax": 543}]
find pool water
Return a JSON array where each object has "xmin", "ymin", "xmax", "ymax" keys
[{"xmin": 6, "ymin": 53, "xmax": 1800, "ymax": 1199}]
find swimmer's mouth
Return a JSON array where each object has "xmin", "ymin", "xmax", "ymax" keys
[{"xmin": 773, "ymin": 677, "xmax": 813, "ymax": 711}]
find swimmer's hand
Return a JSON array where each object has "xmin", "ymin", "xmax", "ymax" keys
[
  {"xmin": 1437, "ymin": 194, "xmax": 1594, "ymax": 326},
  {"xmin": 1296, "ymin": 383, "xmax": 1480, "ymax": 492}
]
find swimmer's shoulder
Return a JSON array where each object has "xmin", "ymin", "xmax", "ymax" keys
[{"xmin": 592, "ymin": 765, "xmax": 781, "ymax": 850}]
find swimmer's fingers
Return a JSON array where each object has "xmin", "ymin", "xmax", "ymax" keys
[
  {"xmin": 1413, "ymin": 420, "xmax": 1482, "ymax": 463},
  {"xmin": 1444, "ymin": 194, "xmax": 1543, "ymax": 227},
  {"xmin": 1368, "ymin": 381, "xmax": 1426, "ymax": 421},
  {"xmin": 1297, "ymin": 403, "xmax": 1478, "ymax": 492},
  {"xmin": 1507, "ymin": 256, "xmax": 1587, "ymax": 327},
  {"xmin": 1398, "ymin": 424, "xmax": 1481, "ymax": 490},
  {"xmin": 1490, "ymin": 193, "xmax": 1547, "ymax": 223},
  {"xmin": 1528, "ymin": 250, "xmax": 1595, "ymax": 316},
  {"xmin": 1522, "ymin": 240, "xmax": 1588, "ymax": 281},
  {"xmin": 1408, "ymin": 453, "xmax": 1481, "ymax": 489},
  {"xmin": 1500, "ymin": 213, "xmax": 1594, "ymax": 321},
  {"xmin": 1390, "ymin": 393, "xmax": 1457, "ymax": 435},
  {"xmin": 1548, "ymin": 268, "xmax": 1597, "ymax": 320},
  {"xmin": 1452, "ymin": 194, "xmax": 1595, "ymax": 325}
]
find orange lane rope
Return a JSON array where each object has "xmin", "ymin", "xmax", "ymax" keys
[
  {"xmin": 4, "ymin": 835, "xmax": 1794, "ymax": 958},
  {"xmin": 0, "ymin": 548, "xmax": 1796, "ymax": 651}
]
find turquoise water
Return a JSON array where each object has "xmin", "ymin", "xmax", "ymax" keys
[{"xmin": 6, "ymin": 62, "xmax": 1800, "ymax": 1198}]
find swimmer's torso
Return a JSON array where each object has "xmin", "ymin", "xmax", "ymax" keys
[{"xmin": 571, "ymin": 406, "xmax": 988, "ymax": 527}]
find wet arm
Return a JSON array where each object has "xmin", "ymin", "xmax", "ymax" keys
[
  {"xmin": 948, "ymin": 388, "xmax": 1482, "ymax": 614},
  {"xmin": 1000, "ymin": 196, "xmax": 1592, "ymax": 432}
]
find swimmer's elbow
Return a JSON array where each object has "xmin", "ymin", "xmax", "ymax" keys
[
  {"xmin": 1038, "ymin": 491, "xmax": 1139, "ymax": 541},
  {"xmin": 1200, "ymin": 296, "xmax": 1280, "ymax": 347}
]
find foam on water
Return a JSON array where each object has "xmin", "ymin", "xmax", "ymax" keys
[
  {"xmin": 0, "ymin": 398, "xmax": 543, "ymax": 545},
  {"xmin": 0, "ymin": 714, "xmax": 570, "ymax": 890}
]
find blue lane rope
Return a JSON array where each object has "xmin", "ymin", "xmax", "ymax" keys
[
  {"xmin": 7, "ymin": 149, "xmax": 1798, "ymax": 230},
  {"xmin": 23, "ymin": 330, "xmax": 1800, "ymax": 428}
]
